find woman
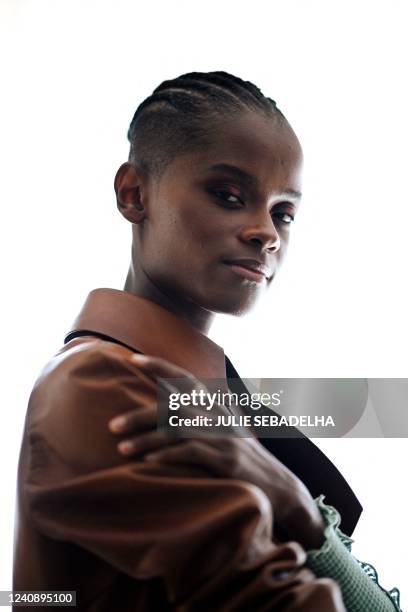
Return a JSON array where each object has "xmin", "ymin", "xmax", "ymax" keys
[{"xmin": 14, "ymin": 71, "xmax": 401, "ymax": 611}]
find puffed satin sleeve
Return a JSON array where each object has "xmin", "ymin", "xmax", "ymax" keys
[{"xmin": 23, "ymin": 339, "xmax": 346, "ymax": 611}]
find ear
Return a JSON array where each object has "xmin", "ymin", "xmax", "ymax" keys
[{"xmin": 114, "ymin": 162, "xmax": 148, "ymax": 224}]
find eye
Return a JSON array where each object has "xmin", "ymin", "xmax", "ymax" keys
[
  {"xmin": 211, "ymin": 189, "xmax": 244, "ymax": 207},
  {"xmin": 273, "ymin": 211, "xmax": 295, "ymax": 225}
]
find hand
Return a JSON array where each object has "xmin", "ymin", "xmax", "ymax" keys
[{"xmin": 108, "ymin": 354, "xmax": 325, "ymax": 550}]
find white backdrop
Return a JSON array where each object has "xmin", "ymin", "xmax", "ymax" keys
[{"xmin": 1, "ymin": 0, "xmax": 407, "ymax": 606}]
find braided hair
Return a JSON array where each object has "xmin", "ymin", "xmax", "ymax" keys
[{"xmin": 127, "ymin": 71, "xmax": 286, "ymax": 179}]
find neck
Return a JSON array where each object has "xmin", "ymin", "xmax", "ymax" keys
[{"xmin": 123, "ymin": 262, "xmax": 215, "ymax": 336}]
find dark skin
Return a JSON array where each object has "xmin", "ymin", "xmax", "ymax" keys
[
  {"xmin": 109, "ymin": 110, "xmax": 326, "ymax": 551},
  {"xmin": 117, "ymin": 111, "xmax": 302, "ymax": 332}
]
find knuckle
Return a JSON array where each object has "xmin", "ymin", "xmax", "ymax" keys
[
  {"xmin": 233, "ymin": 481, "xmax": 272, "ymax": 516},
  {"xmin": 276, "ymin": 540, "xmax": 307, "ymax": 565}
]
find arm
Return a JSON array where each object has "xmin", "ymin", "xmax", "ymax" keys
[
  {"xmin": 105, "ymin": 353, "xmax": 402, "ymax": 611},
  {"xmin": 23, "ymin": 340, "xmax": 345, "ymax": 611}
]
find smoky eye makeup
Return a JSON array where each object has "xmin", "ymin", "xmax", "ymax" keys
[
  {"xmin": 271, "ymin": 203, "xmax": 297, "ymax": 226},
  {"xmin": 202, "ymin": 175, "xmax": 299, "ymax": 218},
  {"xmin": 211, "ymin": 187, "xmax": 244, "ymax": 205},
  {"xmin": 273, "ymin": 211, "xmax": 295, "ymax": 225},
  {"xmin": 204, "ymin": 179, "xmax": 248, "ymax": 205}
]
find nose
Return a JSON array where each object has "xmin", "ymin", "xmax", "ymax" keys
[{"xmin": 238, "ymin": 211, "xmax": 281, "ymax": 253}]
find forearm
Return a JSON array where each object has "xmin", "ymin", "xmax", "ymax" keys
[{"xmin": 25, "ymin": 344, "xmax": 346, "ymax": 611}]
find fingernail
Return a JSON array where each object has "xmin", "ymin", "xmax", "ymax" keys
[
  {"xmin": 131, "ymin": 354, "xmax": 149, "ymax": 363},
  {"xmin": 109, "ymin": 417, "xmax": 126, "ymax": 432},
  {"xmin": 118, "ymin": 440, "xmax": 133, "ymax": 454},
  {"xmin": 272, "ymin": 570, "xmax": 293, "ymax": 581}
]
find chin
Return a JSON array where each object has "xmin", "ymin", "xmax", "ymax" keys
[{"xmin": 203, "ymin": 289, "xmax": 264, "ymax": 317}]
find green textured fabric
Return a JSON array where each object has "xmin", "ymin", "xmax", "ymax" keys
[{"xmin": 305, "ymin": 495, "xmax": 401, "ymax": 612}]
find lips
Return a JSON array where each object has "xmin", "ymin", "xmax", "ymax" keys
[{"xmin": 222, "ymin": 258, "xmax": 272, "ymax": 280}]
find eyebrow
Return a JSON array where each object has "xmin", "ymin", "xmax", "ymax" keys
[{"xmin": 207, "ymin": 163, "xmax": 302, "ymax": 200}]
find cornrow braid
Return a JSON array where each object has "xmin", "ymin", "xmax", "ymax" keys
[{"xmin": 127, "ymin": 70, "xmax": 285, "ymax": 179}]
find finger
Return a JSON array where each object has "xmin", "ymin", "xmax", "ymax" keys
[
  {"xmin": 110, "ymin": 402, "xmax": 209, "ymax": 437},
  {"xmin": 109, "ymin": 405, "xmax": 157, "ymax": 434},
  {"xmin": 117, "ymin": 429, "xmax": 182, "ymax": 456},
  {"xmin": 144, "ymin": 439, "xmax": 222, "ymax": 473}
]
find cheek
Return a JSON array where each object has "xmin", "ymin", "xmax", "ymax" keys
[
  {"xmin": 143, "ymin": 209, "xmax": 212, "ymax": 278},
  {"xmin": 277, "ymin": 232, "xmax": 290, "ymax": 258},
  {"xmin": 176, "ymin": 208, "xmax": 221, "ymax": 258},
  {"xmin": 145, "ymin": 194, "xmax": 235, "ymax": 275}
]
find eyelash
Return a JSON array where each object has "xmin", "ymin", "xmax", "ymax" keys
[{"xmin": 211, "ymin": 189, "xmax": 295, "ymax": 225}]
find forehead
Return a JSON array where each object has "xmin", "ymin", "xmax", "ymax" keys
[
  {"xmin": 214, "ymin": 110, "xmax": 302, "ymax": 160},
  {"xmin": 165, "ymin": 110, "xmax": 303, "ymax": 193}
]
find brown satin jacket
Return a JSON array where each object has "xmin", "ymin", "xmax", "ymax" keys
[{"xmin": 14, "ymin": 288, "xmax": 362, "ymax": 611}]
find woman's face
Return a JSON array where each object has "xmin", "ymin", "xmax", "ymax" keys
[{"xmin": 133, "ymin": 110, "xmax": 303, "ymax": 316}]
